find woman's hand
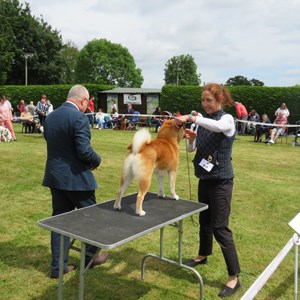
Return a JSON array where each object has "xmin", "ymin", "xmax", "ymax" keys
[
  {"xmin": 184, "ymin": 128, "xmax": 197, "ymax": 142},
  {"xmin": 174, "ymin": 115, "xmax": 189, "ymax": 128}
]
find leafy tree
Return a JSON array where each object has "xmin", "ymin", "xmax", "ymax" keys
[
  {"xmin": 0, "ymin": 0, "xmax": 19, "ymax": 84},
  {"xmin": 0, "ymin": 0, "xmax": 63, "ymax": 85},
  {"xmin": 164, "ymin": 54, "xmax": 201, "ymax": 86},
  {"xmin": 75, "ymin": 39, "xmax": 143, "ymax": 87},
  {"xmin": 60, "ymin": 40, "xmax": 79, "ymax": 84},
  {"xmin": 225, "ymin": 75, "xmax": 264, "ymax": 86},
  {"xmin": 249, "ymin": 78, "xmax": 264, "ymax": 86}
]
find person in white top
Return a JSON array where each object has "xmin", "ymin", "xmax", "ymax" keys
[
  {"xmin": 174, "ymin": 83, "xmax": 241, "ymax": 298},
  {"xmin": 275, "ymin": 102, "xmax": 289, "ymax": 119},
  {"xmin": 95, "ymin": 108, "xmax": 105, "ymax": 129},
  {"xmin": 46, "ymin": 100, "xmax": 53, "ymax": 116}
]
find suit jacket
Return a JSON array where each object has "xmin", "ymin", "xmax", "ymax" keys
[{"xmin": 43, "ymin": 102, "xmax": 101, "ymax": 191}]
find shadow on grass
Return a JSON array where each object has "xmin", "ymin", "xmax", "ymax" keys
[
  {"xmin": 1, "ymin": 241, "xmax": 192, "ymax": 299},
  {"xmin": 140, "ymin": 255, "xmax": 221, "ymax": 288},
  {"xmin": 0, "ymin": 240, "xmax": 50, "ymax": 275},
  {"xmin": 261, "ymin": 271, "xmax": 295, "ymax": 300}
]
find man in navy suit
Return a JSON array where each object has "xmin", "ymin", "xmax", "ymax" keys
[{"xmin": 43, "ymin": 85, "xmax": 109, "ymax": 278}]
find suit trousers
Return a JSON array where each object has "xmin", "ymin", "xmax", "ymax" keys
[
  {"xmin": 50, "ymin": 188, "xmax": 98, "ymax": 275},
  {"xmin": 198, "ymin": 179, "xmax": 241, "ymax": 276}
]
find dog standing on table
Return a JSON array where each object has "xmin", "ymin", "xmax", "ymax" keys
[
  {"xmin": 114, "ymin": 119, "xmax": 184, "ymax": 216},
  {"xmin": 0, "ymin": 126, "xmax": 12, "ymax": 142}
]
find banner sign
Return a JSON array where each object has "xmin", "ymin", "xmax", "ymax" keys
[
  {"xmin": 146, "ymin": 94, "xmax": 159, "ymax": 114},
  {"xmin": 124, "ymin": 94, "xmax": 142, "ymax": 105}
]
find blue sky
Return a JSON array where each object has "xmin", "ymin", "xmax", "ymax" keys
[{"xmin": 23, "ymin": 0, "xmax": 300, "ymax": 88}]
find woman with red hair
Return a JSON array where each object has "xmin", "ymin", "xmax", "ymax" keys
[{"xmin": 175, "ymin": 83, "xmax": 241, "ymax": 298}]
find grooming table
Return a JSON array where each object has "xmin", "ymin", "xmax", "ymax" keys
[{"xmin": 37, "ymin": 192, "xmax": 208, "ymax": 299}]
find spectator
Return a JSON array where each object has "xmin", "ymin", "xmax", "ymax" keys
[
  {"xmin": 254, "ymin": 113, "xmax": 271, "ymax": 143},
  {"xmin": 17, "ymin": 99, "xmax": 26, "ymax": 116},
  {"xmin": 0, "ymin": 95, "xmax": 17, "ymax": 140},
  {"xmin": 174, "ymin": 110, "xmax": 182, "ymax": 117},
  {"xmin": 85, "ymin": 96, "xmax": 95, "ymax": 127},
  {"xmin": 247, "ymin": 109, "xmax": 260, "ymax": 135},
  {"xmin": 110, "ymin": 111, "xmax": 119, "ymax": 129},
  {"xmin": 110, "ymin": 99, "xmax": 117, "ymax": 115},
  {"xmin": 234, "ymin": 101, "xmax": 248, "ymax": 135},
  {"xmin": 95, "ymin": 108, "xmax": 105, "ymax": 129},
  {"xmin": 125, "ymin": 102, "xmax": 135, "ymax": 122},
  {"xmin": 36, "ymin": 94, "xmax": 48, "ymax": 126},
  {"xmin": 152, "ymin": 106, "xmax": 162, "ymax": 133},
  {"xmin": 46, "ymin": 100, "xmax": 53, "ymax": 116},
  {"xmin": 275, "ymin": 102, "xmax": 289, "ymax": 119},
  {"xmin": 20, "ymin": 107, "xmax": 35, "ymax": 133},
  {"xmin": 269, "ymin": 112, "xmax": 288, "ymax": 144},
  {"xmin": 27, "ymin": 101, "xmax": 36, "ymax": 116}
]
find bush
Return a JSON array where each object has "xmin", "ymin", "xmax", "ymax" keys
[
  {"xmin": 161, "ymin": 85, "xmax": 300, "ymax": 124},
  {"xmin": 0, "ymin": 84, "xmax": 113, "ymax": 111}
]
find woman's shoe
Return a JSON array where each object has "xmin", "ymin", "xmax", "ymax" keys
[
  {"xmin": 184, "ymin": 257, "xmax": 208, "ymax": 267},
  {"xmin": 218, "ymin": 279, "xmax": 241, "ymax": 298}
]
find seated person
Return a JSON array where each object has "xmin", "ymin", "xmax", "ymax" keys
[
  {"xmin": 254, "ymin": 113, "xmax": 271, "ymax": 143},
  {"xmin": 173, "ymin": 110, "xmax": 182, "ymax": 117},
  {"xmin": 152, "ymin": 106, "xmax": 162, "ymax": 133},
  {"xmin": 125, "ymin": 103, "xmax": 135, "ymax": 125},
  {"xmin": 269, "ymin": 112, "xmax": 288, "ymax": 144},
  {"xmin": 110, "ymin": 112, "xmax": 120, "ymax": 129},
  {"xmin": 103, "ymin": 114, "xmax": 112, "ymax": 129},
  {"xmin": 95, "ymin": 108, "xmax": 105, "ymax": 129},
  {"xmin": 20, "ymin": 107, "xmax": 35, "ymax": 133},
  {"xmin": 247, "ymin": 109, "xmax": 260, "ymax": 135}
]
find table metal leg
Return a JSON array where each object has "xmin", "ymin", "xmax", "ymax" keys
[
  {"xmin": 79, "ymin": 242, "xmax": 86, "ymax": 300},
  {"xmin": 178, "ymin": 220, "xmax": 183, "ymax": 265},
  {"xmin": 294, "ymin": 234, "xmax": 299, "ymax": 300},
  {"xmin": 58, "ymin": 234, "xmax": 65, "ymax": 300},
  {"xmin": 141, "ymin": 221, "xmax": 204, "ymax": 300},
  {"xmin": 160, "ymin": 227, "xmax": 164, "ymax": 258}
]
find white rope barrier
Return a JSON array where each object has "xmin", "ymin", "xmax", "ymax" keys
[
  {"xmin": 240, "ymin": 233, "xmax": 299, "ymax": 300},
  {"xmin": 84, "ymin": 112, "xmax": 175, "ymax": 119},
  {"xmin": 13, "ymin": 114, "xmax": 39, "ymax": 120},
  {"xmin": 236, "ymin": 119, "xmax": 300, "ymax": 128}
]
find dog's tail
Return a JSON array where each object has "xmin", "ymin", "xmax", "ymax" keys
[{"xmin": 132, "ymin": 128, "xmax": 151, "ymax": 154}]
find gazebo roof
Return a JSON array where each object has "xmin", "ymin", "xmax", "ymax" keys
[{"xmin": 99, "ymin": 87, "xmax": 161, "ymax": 94}]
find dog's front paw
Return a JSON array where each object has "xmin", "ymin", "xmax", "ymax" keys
[
  {"xmin": 158, "ymin": 193, "xmax": 166, "ymax": 198},
  {"xmin": 136, "ymin": 209, "xmax": 146, "ymax": 216},
  {"xmin": 114, "ymin": 203, "xmax": 121, "ymax": 210},
  {"xmin": 172, "ymin": 194, "xmax": 180, "ymax": 200}
]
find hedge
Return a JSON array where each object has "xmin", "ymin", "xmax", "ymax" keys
[
  {"xmin": 160, "ymin": 85, "xmax": 300, "ymax": 125},
  {"xmin": 1, "ymin": 84, "xmax": 300, "ymax": 126},
  {"xmin": 0, "ymin": 84, "xmax": 113, "ymax": 113}
]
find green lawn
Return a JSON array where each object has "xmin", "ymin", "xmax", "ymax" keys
[{"xmin": 0, "ymin": 123, "xmax": 299, "ymax": 300}]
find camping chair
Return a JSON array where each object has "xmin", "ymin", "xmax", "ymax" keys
[
  {"xmin": 279, "ymin": 125, "xmax": 289, "ymax": 144},
  {"xmin": 103, "ymin": 114, "xmax": 112, "ymax": 129},
  {"xmin": 292, "ymin": 121, "xmax": 300, "ymax": 146},
  {"xmin": 132, "ymin": 111, "xmax": 142, "ymax": 129}
]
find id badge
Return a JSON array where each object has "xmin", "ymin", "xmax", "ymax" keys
[{"xmin": 199, "ymin": 158, "xmax": 214, "ymax": 172}]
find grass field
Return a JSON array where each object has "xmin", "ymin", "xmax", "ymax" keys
[{"xmin": 0, "ymin": 123, "xmax": 299, "ymax": 300}]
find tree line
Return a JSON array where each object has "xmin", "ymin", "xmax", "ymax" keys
[{"xmin": 1, "ymin": 0, "xmax": 265, "ymax": 88}]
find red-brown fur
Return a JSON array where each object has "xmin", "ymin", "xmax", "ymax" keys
[
  {"xmin": 121, "ymin": 116, "xmax": 127, "ymax": 131},
  {"xmin": 114, "ymin": 119, "xmax": 183, "ymax": 216}
]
